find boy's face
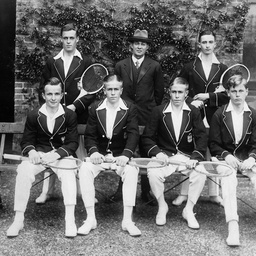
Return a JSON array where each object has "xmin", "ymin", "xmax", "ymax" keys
[
  {"xmin": 198, "ymin": 34, "xmax": 216, "ymax": 56},
  {"xmin": 42, "ymin": 84, "xmax": 63, "ymax": 110},
  {"xmin": 104, "ymin": 80, "xmax": 123, "ymax": 105},
  {"xmin": 228, "ymin": 83, "xmax": 248, "ymax": 106},
  {"xmin": 61, "ymin": 30, "xmax": 78, "ymax": 53},
  {"xmin": 170, "ymin": 83, "xmax": 188, "ymax": 107}
]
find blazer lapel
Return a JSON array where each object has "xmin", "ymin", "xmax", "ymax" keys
[
  {"xmin": 96, "ymin": 108, "xmax": 107, "ymax": 135},
  {"xmin": 223, "ymin": 109, "xmax": 236, "ymax": 143},
  {"xmin": 241, "ymin": 111, "xmax": 252, "ymax": 140},
  {"xmin": 123, "ymin": 58, "xmax": 133, "ymax": 82},
  {"xmin": 53, "ymin": 115, "xmax": 65, "ymax": 135},
  {"xmin": 137, "ymin": 58, "xmax": 151, "ymax": 83},
  {"xmin": 37, "ymin": 113, "xmax": 51, "ymax": 136},
  {"xmin": 54, "ymin": 58, "xmax": 65, "ymax": 84},
  {"xmin": 113, "ymin": 108, "xmax": 127, "ymax": 130},
  {"xmin": 163, "ymin": 112, "xmax": 177, "ymax": 143},
  {"xmin": 178, "ymin": 110, "xmax": 190, "ymax": 143},
  {"xmin": 66, "ymin": 56, "xmax": 82, "ymax": 82},
  {"xmin": 193, "ymin": 58, "xmax": 207, "ymax": 83}
]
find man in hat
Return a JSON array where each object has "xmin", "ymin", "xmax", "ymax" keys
[{"xmin": 113, "ymin": 29, "xmax": 165, "ymax": 203}]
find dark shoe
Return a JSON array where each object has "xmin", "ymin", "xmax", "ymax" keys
[{"xmin": 141, "ymin": 192, "xmax": 157, "ymax": 206}]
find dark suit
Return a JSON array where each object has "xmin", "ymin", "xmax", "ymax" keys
[
  {"xmin": 115, "ymin": 56, "xmax": 165, "ymax": 126},
  {"xmin": 209, "ymin": 104, "xmax": 256, "ymax": 161},
  {"xmin": 179, "ymin": 57, "xmax": 229, "ymax": 124},
  {"xmin": 141, "ymin": 102, "xmax": 207, "ymax": 160},
  {"xmin": 85, "ymin": 99, "xmax": 139, "ymax": 158},
  {"xmin": 21, "ymin": 105, "xmax": 78, "ymax": 157},
  {"xmin": 40, "ymin": 53, "xmax": 95, "ymax": 124}
]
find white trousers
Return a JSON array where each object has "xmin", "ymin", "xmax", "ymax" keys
[
  {"xmin": 14, "ymin": 158, "xmax": 77, "ymax": 212},
  {"xmin": 147, "ymin": 154, "xmax": 206, "ymax": 205},
  {"xmin": 79, "ymin": 162, "xmax": 139, "ymax": 207}
]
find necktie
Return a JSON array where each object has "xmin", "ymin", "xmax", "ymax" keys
[{"xmin": 135, "ymin": 61, "xmax": 140, "ymax": 69}]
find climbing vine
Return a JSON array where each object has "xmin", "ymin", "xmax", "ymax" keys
[{"xmin": 16, "ymin": 0, "xmax": 249, "ymax": 102}]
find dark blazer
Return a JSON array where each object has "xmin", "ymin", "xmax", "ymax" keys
[
  {"xmin": 40, "ymin": 53, "xmax": 95, "ymax": 124},
  {"xmin": 141, "ymin": 102, "xmax": 207, "ymax": 160},
  {"xmin": 209, "ymin": 104, "xmax": 256, "ymax": 161},
  {"xmin": 115, "ymin": 56, "xmax": 165, "ymax": 125},
  {"xmin": 179, "ymin": 57, "xmax": 229, "ymax": 124},
  {"xmin": 21, "ymin": 106, "xmax": 78, "ymax": 158},
  {"xmin": 85, "ymin": 99, "xmax": 139, "ymax": 159}
]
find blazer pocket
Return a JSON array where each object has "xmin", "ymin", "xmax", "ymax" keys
[{"xmin": 59, "ymin": 128, "xmax": 68, "ymax": 135}]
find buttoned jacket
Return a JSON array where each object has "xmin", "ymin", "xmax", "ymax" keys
[
  {"xmin": 40, "ymin": 53, "xmax": 95, "ymax": 124},
  {"xmin": 209, "ymin": 104, "xmax": 256, "ymax": 161},
  {"xmin": 179, "ymin": 57, "xmax": 229, "ymax": 124},
  {"xmin": 85, "ymin": 99, "xmax": 139, "ymax": 158},
  {"xmin": 141, "ymin": 102, "xmax": 207, "ymax": 160},
  {"xmin": 21, "ymin": 106, "xmax": 78, "ymax": 158},
  {"xmin": 114, "ymin": 56, "xmax": 165, "ymax": 125}
]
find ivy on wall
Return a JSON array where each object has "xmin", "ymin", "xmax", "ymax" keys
[{"xmin": 16, "ymin": 0, "xmax": 249, "ymax": 100}]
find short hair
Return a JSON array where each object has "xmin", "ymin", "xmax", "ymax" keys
[
  {"xmin": 60, "ymin": 23, "xmax": 78, "ymax": 37},
  {"xmin": 43, "ymin": 77, "xmax": 63, "ymax": 92},
  {"xmin": 226, "ymin": 74, "xmax": 248, "ymax": 90},
  {"xmin": 169, "ymin": 77, "xmax": 189, "ymax": 90},
  {"xmin": 103, "ymin": 74, "xmax": 123, "ymax": 87},
  {"xmin": 198, "ymin": 30, "xmax": 216, "ymax": 42}
]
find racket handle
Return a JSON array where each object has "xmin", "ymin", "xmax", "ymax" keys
[{"xmin": 3, "ymin": 154, "xmax": 28, "ymax": 161}]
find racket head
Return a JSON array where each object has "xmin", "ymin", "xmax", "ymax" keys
[
  {"xmin": 43, "ymin": 157, "xmax": 82, "ymax": 170},
  {"xmin": 79, "ymin": 63, "xmax": 109, "ymax": 94},
  {"xmin": 129, "ymin": 158, "xmax": 166, "ymax": 168},
  {"xmin": 194, "ymin": 161, "xmax": 234, "ymax": 177},
  {"xmin": 220, "ymin": 64, "xmax": 250, "ymax": 89}
]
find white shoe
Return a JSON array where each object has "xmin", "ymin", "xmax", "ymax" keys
[
  {"xmin": 122, "ymin": 220, "xmax": 141, "ymax": 237},
  {"xmin": 156, "ymin": 203, "xmax": 169, "ymax": 226},
  {"xmin": 65, "ymin": 221, "xmax": 77, "ymax": 238},
  {"xmin": 35, "ymin": 193, "xmax": 52, "ymax": 204},
  {"xmin": 77, "ymin": 219, "xmax": 97, "ymax": 235},
  {"xmin": 7, "ymin": 221, "xmax": 24, "ymax": 237},
  {"xmin": 182, "ymin": 208, "xmax": 199, "ymax": 229},
  {"xmin": 172, "ymin": 195, "xmax": 188, "ymax": 206},
  {"xmin": 226, "ymin": 221, "xmax": 240, "ymax": 246}
]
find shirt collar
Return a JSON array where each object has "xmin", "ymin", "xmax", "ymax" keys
[
  {"xmin": 163, "ymin": 101, "xmax": 190, "ymax": 113},
  {"xmin": 132, "ymin": 55, "xmax": 145, "ymax": 65},
  {"xmin": 39, "ymin": 103, "xmax": 65, "ymax": 118},
  {"xmin": 198, "ymin": 52, "xmax": 220, "ymax": 64},
  {"xmin": 53, "ymin": 49, "xmax": 83, "ymax": 60},
  {"xmin": 97, "ymin": 98, "xmax": 128, "ymax": 111},
  {"xmin": 226, "ymin": 101, "xmax": 251, "ymax": 113}
]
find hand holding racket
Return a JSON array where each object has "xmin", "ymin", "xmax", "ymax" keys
[
  {"xmin": 75, "ymin": 63, "xmax": 108, "ymax": 101},
  {"xmin": 3, "ymin": 153, "xmax": 82, "ymax": 170},
  {"xmin": 215, "ymin": 64, "xmax": 250, "ymax": 93},
  {"xmin": 128, "ymin": 157, "xmax": 234, "ymax": 177}
]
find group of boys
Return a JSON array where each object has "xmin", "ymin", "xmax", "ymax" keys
[{"xmin": 6, "ymin": 24, "xmax": 256, "ymax": 247}]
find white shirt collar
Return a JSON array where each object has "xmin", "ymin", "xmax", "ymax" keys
[
  {"xmin": 53, "ymin": 49, "xmax": 83, "ymax": 60},
  {"xmin": 226, "ymin": 101, "xmax": 251, "ymax": 113},
  {"xmin": 198, "ymin": 52, "xmax": 220, "ymax": 64},
  {"xmin": 96, "ymin": 98, "xmax": 128, "ymax": 111},
  {"xmin": 132, "ymin": 55, "xmax": 145, "ymax": 66},
  {"xmin": 163, "ymin": 101, "xmax": 190, "ymax": 113},
  {"xmin": 39, "ymin": 103, "xmax": 65, "ymax": 118}
]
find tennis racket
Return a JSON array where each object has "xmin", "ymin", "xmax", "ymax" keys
[
  {"xmin": 128, "ymin": 158, "xmax": 234, "ymax": 177},
  {"xmin": 3, "ymin": 153, "xmax": 82, "ymax": 170},
  {"xmin": 75, "ymin": 63, "xmax": 109, "ymax": 101},
  {"xmin": 215, "ymin": 63, "xmax": 250, "ymax": 93}
]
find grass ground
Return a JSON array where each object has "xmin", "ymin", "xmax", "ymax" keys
[{"xmin": 1, "ymin": 168, "xmax": 256, "ymax": 256}]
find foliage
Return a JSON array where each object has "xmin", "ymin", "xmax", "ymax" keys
[{"xmin": 16, "ymin": 0, "xmax": 249, "ymax": 94}]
